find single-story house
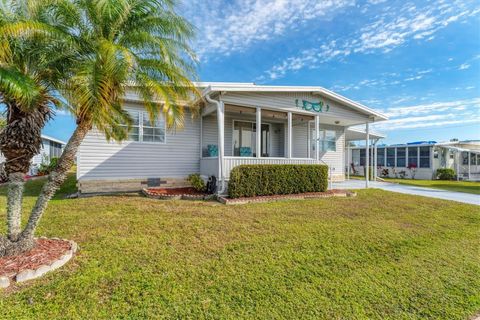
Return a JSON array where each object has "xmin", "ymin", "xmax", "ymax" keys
[
  {"xmin": 0, "ymin": 134, "xmax": 65, "ymax": 176},
  {"xmin": 348, "ymin": 140, "xmax": 480, "ymax": 181},
  {"xmin": 76, "ymin": 82, "xmax": 388, "ymax": 194}
]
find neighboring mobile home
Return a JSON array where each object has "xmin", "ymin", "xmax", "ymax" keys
[
  {"xmin": 0, "ymin": 135, "xmax": 65, "ymax": 177},
  {"xmin": 348, "ymin": 140, "xmax": 480, "ymax": 181},
  {"xmin": 77, "ymin": 82, "xmax": 388, "ymax": 194}
]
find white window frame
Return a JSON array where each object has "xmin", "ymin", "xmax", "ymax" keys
[
  {"xmin": 318, "ymin": 129, "xmax": 337, "ymax": 152},
  {"xmin": 122, "ymin": 110, "xmax": 166, "ymax": 144}
]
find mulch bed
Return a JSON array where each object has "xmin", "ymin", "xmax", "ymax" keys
[
  {"xmin": 145, "ymin": 187, "xmax": 205, "ymax": 196},
  {"xmin": 0, "ymin": 238, "xmax": 72, "ymax": 279},
  {"xmin": 142, "ymin": 187, "xmax": 214, "ymax": 200},
  {"xmin": 218, "ymin": 189, "xmax": 356, "ymax": 205}
]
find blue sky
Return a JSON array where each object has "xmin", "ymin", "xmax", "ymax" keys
[{"xmin": 45, "ymin": 0, "xmax": 480, "ymax": 145}]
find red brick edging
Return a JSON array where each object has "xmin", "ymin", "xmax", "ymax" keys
[{"xmin": 218, "ymin": 190, "xmax": 356, "ymax": 205}]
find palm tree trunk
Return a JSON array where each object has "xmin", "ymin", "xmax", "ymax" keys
[
  {"xmin": 20, "ymin": 121, "xmax": 91, "ymax": 241},
  {"xmin": 7, "ymin": 172, "xmax": 25, "ymax": 241}
]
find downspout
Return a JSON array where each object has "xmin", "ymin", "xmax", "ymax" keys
[{"xmin": 205, "ymin": 93, "xmax": 226, "ymax": 194}]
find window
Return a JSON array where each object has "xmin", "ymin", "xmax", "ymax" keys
[
  {"xmin": 408, "ymin": 147, "xmax": 418, "ymax": 167},
  {"xmin": 419, "ymin": 147, "xmax": 430, "ymax": 168},
  {"xmin": 122, "ymin": 111, "xmax": 165, "ymax": 143},
  {"xmin": 377, "ymin": 148, "xmax": 385, "ymax": 166},
  {"xmin": 396, "ymin": 147, "xmax": 406, "ymax": 167},
  {"xmin": 462, "ymin": 152, "xmax": 469, "ymax": 165},
  {"xmin": 386, "ymin": 148, "xmax": 395, "ymax": 167},
  {"xmin": 469, "ymin": 153, "xmax": 477, "ymax": 165},
  {"xmin": 359, "ymin": 149, "xmax": 366, "ymax": 166},
  {"xmin": 319, "ymin": 130, "xmax": 336, "ymax": 152},
  {"xmin": 142, "ymin": 112, "xmax": 165, "ymax": 143}
]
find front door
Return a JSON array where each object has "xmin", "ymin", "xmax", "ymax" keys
[{"xmin": 233, "ymin": 121, "xmax": 270, "ymax": 157}]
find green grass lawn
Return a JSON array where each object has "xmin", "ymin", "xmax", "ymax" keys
[
  {"xmin": 0, "ymin": 175, "xmax": 479, "ymax": 319},
  {"xmin": 384, "ymin": 178, "xmax": 480, "ymax": 195},
  {"xmin": 349, "ymin": 175, "xmax": 480, "ymax": 195}
]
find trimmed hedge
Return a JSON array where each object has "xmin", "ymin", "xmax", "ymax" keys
[
  {"xmin": 436, "ymin": 168, "xmax": 455, "ymax": 180},
  {"xmin": 228, "ymin": 164, "xmax": 329, "ymax": 198}
]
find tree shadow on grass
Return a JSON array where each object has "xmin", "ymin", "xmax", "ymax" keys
[{"xmin": 0, "ymin": 173, "xmax": 77, "ymax": 200}]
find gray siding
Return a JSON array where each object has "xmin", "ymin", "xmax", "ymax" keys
[
  {"xmin": 77, "ymin": 103, "xmax": 200, "ymax": 180},
  {"xmin": 220, "ymin": 91, "xmax": 369, "ymax": 124},
  {"xmin": 318, "ymin": 125, "xmax": 345, "ymax": 176}
]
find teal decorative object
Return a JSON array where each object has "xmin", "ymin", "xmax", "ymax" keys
[
  {"xmin": 295, "ymin": 99, "xmax": 330, "ymax": 113},
  {"xmin": 207, "ymin": 144, "xmax": 218, "ymax": 157}
]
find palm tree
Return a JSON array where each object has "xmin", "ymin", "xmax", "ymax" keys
[
  {"xmin": 0, "ymin": 0, "xmax": 76, "ymax": 253},
  {"xmin": 0, "ymin": 0, "xmax": 197, "ymax": 256}
]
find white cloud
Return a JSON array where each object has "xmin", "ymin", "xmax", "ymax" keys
[
  {"xmin": 384, "ymin": 98, "xmax": 480, "ymax": 118},
  {"xmin": 261, "ymin": 1, "xmax": 479, "ymax": 79},
  {"xmin": 459, "ymin": 63, "xmax": 471, "ymax": 70},
  {"xmin": 369, "ymin": 98, "xmax": 480, "ymax": 131},
  {"xmin": 182, "ymin": 0, "xmax": 355, "ymax": 58}
]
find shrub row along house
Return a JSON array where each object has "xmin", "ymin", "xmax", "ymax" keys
[
  {"xmin": 348, "ymin": 140, "xmax": 480, "ymax": 181},
  {"xmin": 0, "ymin": 135, "xmax": 65, "ymax": 177},
  {"xmin": 76, "ymin": 82, "xmax": 388, "ymax": 194}
]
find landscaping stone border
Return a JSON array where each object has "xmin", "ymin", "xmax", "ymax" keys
[
  {"xmin": 0, "ymin": 238, "xmax": 78, "ymax": 289},
  {"xmin": 218, "ymin": 189, "xmax": 356, "ymax": 205},
  {"xmin": 142, "ymin": 188, "xmax": 215, "ymax": 201}
]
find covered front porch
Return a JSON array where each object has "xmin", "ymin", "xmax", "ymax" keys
[
  {"xmin": 196, "ymin": 84, "xmax": 388, "ymax": 193},
  {"xmin": 199, "ymin": 103, "xmax": 346, "ymax": 193}
]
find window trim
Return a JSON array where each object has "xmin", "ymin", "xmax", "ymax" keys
[
  {"xmin": 122, "ymin": 110, "xmax": 166, "ymax": 144},
  {"xmin": 319, "ymin": 129, "xmax": 337, "ymax": 152}
]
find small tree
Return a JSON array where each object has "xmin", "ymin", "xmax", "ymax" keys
[{"xmin": 0, "ymin": 0, "xmax": 198, "ymax": 256}]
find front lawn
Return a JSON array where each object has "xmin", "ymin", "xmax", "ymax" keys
[
  {"xmin": 0, "ymin": 175, "xmax": 479, "ymax": 319},
  {"xmin": 384, "ymin": 178, "xmax": 480, "ymax": 195}
]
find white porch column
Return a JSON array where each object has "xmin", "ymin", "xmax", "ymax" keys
[
  {"xmin": 256, "ymin": 107, "xmax": 261, "ymax": 158},
  {"xmin": 287, "ymin": 112, "xmax": 292, "ymax": 158},
  {"xmin": 456, "ymin": 151, "xmax": 460, "ymax": 181},
  {"xmin": 199, "ymin": 115, "xmax": 203, "ymax": 158},
  {"xmin": 315, "ymin": 115, "xmax": 320, "ymax": 161},
  {"xmin": 468, "ymin": 152, "xmax": 471, "ymax": 180},
  {"xmin": 347, "ymin": 145, "xmax": 350, "ymax": 180},
  {"xmin": 218, "ymin": 101, "xmax": 225, "ymax": 188},
  {"xmin": 374, "ymin": 140, "xmax": 378, "ymax": 181},
  {"xmin": 365, "ymin": 122, "xmax": 370, "ymax": 188}
]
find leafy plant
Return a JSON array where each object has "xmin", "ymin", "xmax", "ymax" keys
[
  {"xmin": 228, "ymin": 164, "xmax": 328, "ymax": 198},
  {"xmin": 38, "ymin": 157, "xmax": 59, "ymax": 175},
  {"xmin": 436, "ymin": 168, "xmax": 455, "ymax": 180},
  {"xmin": 187, "ymin": 174, "xmax": 206, "ymax": 192},
  {"xmin": 407, "ymin": 163, "xmax": 417, "ymax": 179},
  {"xmin": 381, "ymin": 168, "xmax": 389, "ymax": 177}
]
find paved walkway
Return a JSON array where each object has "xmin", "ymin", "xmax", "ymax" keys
[{"xmin": 332, "ymin": 179, "xmax": 480, "ymax": 206}]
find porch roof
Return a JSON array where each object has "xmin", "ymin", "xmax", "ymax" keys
[
  {"xmin": 200, "ymin": 82, "xmax": 388, "ymax": 122},
  {"xmin": 345, "ymin": 128, "xmax": 385, "ymax": 141}
]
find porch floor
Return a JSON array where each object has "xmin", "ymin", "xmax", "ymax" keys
[{"xmin": 332, "ymin": 179, "xmax": 479, "ymax": 205}]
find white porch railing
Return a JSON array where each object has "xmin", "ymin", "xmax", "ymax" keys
[{"xmin": 200, "ymin": 156, "xmax": 320, "ymax": 180}]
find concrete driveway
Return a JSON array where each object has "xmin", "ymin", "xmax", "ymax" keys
[{"xmin": 332, "ymin": 179, "xmax": 480, "ymax": 206}]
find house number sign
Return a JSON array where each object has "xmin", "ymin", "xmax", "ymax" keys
[{"xmin": 295, "ymin": 99, "xmax": 330, "ymax": 113}]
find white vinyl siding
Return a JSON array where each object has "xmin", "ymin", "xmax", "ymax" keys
[{"xmin": 77, "ymin": 104, "xmax": 200, "ymax": 180}]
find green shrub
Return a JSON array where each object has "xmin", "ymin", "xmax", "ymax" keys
[
  {"xmin": 436, "ymin": 168, "xmax": 455, "ymax": 180},
  {"xmin": 38, "ymin": 157, "xmax": 59, "ymax": 175},
  {"xmin": 228, "ymin": 164, "xmax": 328, "ymax": 198},
  {"xmin": 187, "ymin": 173, "xmax": 206, "ymax": 192}
]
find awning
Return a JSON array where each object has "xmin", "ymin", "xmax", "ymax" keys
[{"xmin": 345, "ymin": 128, "xmax": 385, "ymax": 142}]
